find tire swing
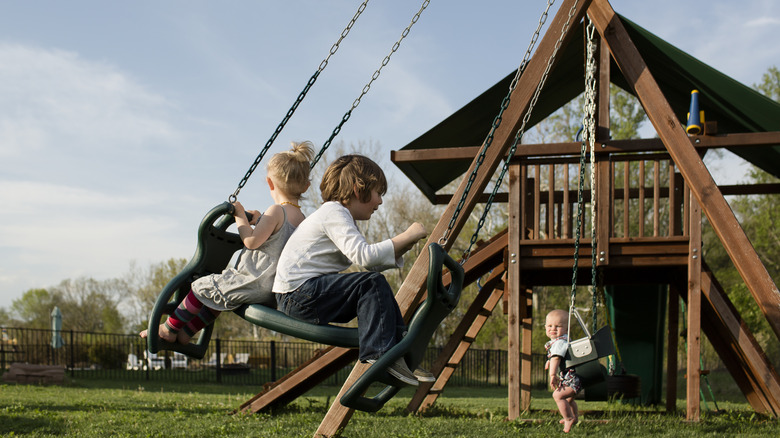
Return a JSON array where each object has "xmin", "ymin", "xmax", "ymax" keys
[{"xmin": 145, "ymin": 1, "xmax": 461, "ymax": 414}]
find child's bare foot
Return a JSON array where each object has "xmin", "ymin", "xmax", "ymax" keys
[
  {"xmin": 140, "ymin": 324, "xmax": 178, "ymax": 343},
  {"xmin": 562, "ymin": 417, "xmax": 577, "ymax": 433},
  {"xmin": 176, "ymin": 330, "xmax": 192, "ymax": 345}
]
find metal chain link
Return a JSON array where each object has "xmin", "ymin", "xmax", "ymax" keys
[
  {"xmin": 584, "ymin": 20, "xmax": 599, "ymax": 333},
  {"xmin": 458, "ymin": 0, "xmax": 581, "ymax": 264},
  {"xmin": 569, "ymin": 16, "xmax": 598, "ymax": 333},
  {"xmin": 311, "ymin": 0, "xmax": 430, "ymax": 169},
  {"xmin": 229, "ymin": 0, "xmax": 370, "ymax": 202},
  {"xmin": 439, "ymin": 0, "xmax": 557, "ymax": 249}
]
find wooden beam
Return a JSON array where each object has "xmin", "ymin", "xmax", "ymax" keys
[
  {"xmin": 666, "ymin": 284, "xmax": 679, "ymax": 413},
  {"xmin": 700, "ymin": 266, "xmax": 780, "ymax": 415},
  {"xmin": 686, "ymin": 195, "xmax": 702, "ymax": 421},
  {"xmin": 520, "ymin": 286, "xmax": 533, "ymax": 412},
  {"xmin": 407, "ymin": 268, "xmax": 506, "ymax": 413},
  {"xmin": 508, "ymin": 164, "xmax": 522, "ymax": 418},
  {"xmin": 390, "ymin": 132, "xmax": 780, "ymax": 163},
  {"xmin": 315, "ymin": 0, "xmax": 593, "ymax": 435},
  {"xmin": 588, "ymin": 0, "xmax": 780, "ymax": 342}
]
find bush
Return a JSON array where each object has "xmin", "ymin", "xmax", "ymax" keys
[{"xmin": 87, "ymin": 343, "xmax": 125, "ymax": 369}]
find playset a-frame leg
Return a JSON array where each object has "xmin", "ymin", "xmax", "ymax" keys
[
  {"xmin": 404, "ymin": 229, "xmax": 509, "ymax": 413},
  {"xmin": 699, "ymin": 265, "xmax": 780, "ymax": 415},
  {"xmin": 407, "ymin": 264, "xmax": 506, "ymax": 413}
]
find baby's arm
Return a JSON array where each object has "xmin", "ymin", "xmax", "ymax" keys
[
  {"xmin": 548, "ymin": 356, "xmax": 562, "ymax": 390},
  {"xmin": 391, "ymin": 222, "xmax": 427, "ymax": 259},
  {"xmin": 234, "ymin": 202, "xmax": 283, "ymax": 250}
]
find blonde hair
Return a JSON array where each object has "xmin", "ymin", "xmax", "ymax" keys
[
  {"xmin": 266, "ymin": 141, "xmax": 315, "ymax": 197},
  {"xmin": 320, "ymin": 154, "xmax": 387, "ymax": 204}
]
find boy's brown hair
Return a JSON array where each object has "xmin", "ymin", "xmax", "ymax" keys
[{"xmin": 320, "ymin": 154, "xmax": 388, "ymax": 204}]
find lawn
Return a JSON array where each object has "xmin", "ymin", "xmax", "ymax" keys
[{"xmin": 1, "ymin": 374, "xmax": 776, "ymax": 437}]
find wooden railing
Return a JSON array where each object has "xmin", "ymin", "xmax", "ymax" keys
[{"xmin": 516, "ymin": 153, "xmax": 688, "ymax": 242}]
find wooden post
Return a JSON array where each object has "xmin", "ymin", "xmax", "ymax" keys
[
  {"xmin": 595, "ymin": 28, "xmax": 611, "ymax": 265},
  {"xmin": 508, "ymin": 164, "xmax": 522, "ymax": 418},
  {"xmin": 588, "ymin": 0, "xmax": 780, "ymax": 343},
  {"xmin": 314, "ymin": 1, "xmax": 593, "ymax": 435},
  {"xmin": 686, "ymin": 194, "xmax": 702, "ymax": 421},
  {"xmin": 520, "ymin": 286, "xmax": 533, "ymax": 412},
  {"xmin": 667, "ymin": 283, "xmax": 680, "ymax": 412}
]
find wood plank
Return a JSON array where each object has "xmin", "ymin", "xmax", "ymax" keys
[
  {"xmin": 666, "ymin": 284, "xmax": 679, "ymax": 413},
  {"xmin": 408, "ymin": 269, "xmax": 506, "ymax": 413},
  {"xmin": 589, "ymin": 0, "xmax": 780, "ymax": 341},
  {"xmin": 508, "ymin": 164, "xmax": 522, "ymax": 419},
  {"xmin": 686, "ymin": 195, "xmax": 702, "ymax": 421},
  {"xmin": 700, "ymin": 267, "xmax": 780, "ymax": 415},
  {"xmin": 520, "ymin": 286, "xmax": 533, "ymax": 411},
  {"xmin": 240, "ymin": 347, "xmax": 357, "ymax": 413},
  {"xmin": 389, "ymin": 132, "xmax": 780, "ymax": 163}
]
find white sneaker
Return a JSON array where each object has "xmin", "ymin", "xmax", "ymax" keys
[
  {"xmin": 367, "ymin": 358, "xmax": 419, "ymax": 386},
  {"xmin": 414, "ymin": 366, "xmax": 436, "ymax": 383}
]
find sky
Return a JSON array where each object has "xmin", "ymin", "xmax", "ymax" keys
[{"xmin": 1, "ymin": 0, "xmax": 779, "ymax": 311}]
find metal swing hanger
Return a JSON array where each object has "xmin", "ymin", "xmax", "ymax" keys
[{"xmin": 229, "ymin": 0, "xmax": 371, "ymax": 203}]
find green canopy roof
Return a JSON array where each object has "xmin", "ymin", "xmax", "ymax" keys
[{"xmin": 395, "ymin": 15, "xmax": 780, "ymax": 202}]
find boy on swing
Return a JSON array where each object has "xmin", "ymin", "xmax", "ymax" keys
[
  {"xmin": 545, "ymin": 309, "xmax": 583, "ymax": 433},
  {"xmin": 273, "ymin": 154, "xmax": 433, "ymax": 385}
]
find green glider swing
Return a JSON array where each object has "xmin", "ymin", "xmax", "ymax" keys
[{"xmin": 145, "ymin": 0, "xmax": 464, "ymax": 413}]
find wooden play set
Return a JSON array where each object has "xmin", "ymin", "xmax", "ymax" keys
[{"xmin": 148, "ymin": 0, "xmax": 780, "ymax": 436}]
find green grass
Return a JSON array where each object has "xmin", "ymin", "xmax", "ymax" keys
[{"xmin": 1, "ymin": 376, "xmax": 776, "ymax": 437}]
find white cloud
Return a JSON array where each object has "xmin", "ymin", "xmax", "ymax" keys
[
  {"xmin": 0, "ymin": 44, "xmax": 181, "ymax": 156},
  {"xmin": 0, "ymin": 43, "xmax": 208, "ymax": 309},
  {"xmin": 745, "ymin": 17, "xmax": 780, "ymax": 27}
]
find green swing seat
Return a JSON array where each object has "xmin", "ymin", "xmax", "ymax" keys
[{"xmin": 146, "ymin": 202, "xmax": 464, "ymax": 411}]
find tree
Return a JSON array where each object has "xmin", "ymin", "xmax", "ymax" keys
[
  {"xmin": 754, "ymin": 65, "xmax": 780, "ymax": 102},
  {"xmin": 125, "ymin": 258, "xmax": 187, "ymax": 333},
  {"xmin": 9, "ymin": 288, "xmax": 62, "ymax": 329},
  {"xmin": 50, "ymin": 277, "xmax": 126, "ymax": 333}
]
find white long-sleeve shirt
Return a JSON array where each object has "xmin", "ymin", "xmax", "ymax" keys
[{"xmin": 273, "ymin": 201, "xmax": 402, "ymax": 293}]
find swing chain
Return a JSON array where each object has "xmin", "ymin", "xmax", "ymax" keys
[
  {"xmin": 320, "ymin": 0, "xmax": 370, "ymax": 72},
  {"xmin": 583, "ymin": 18, "xmax": 599, "ymax": 333},
  {"xmin": 458, "ymin": 0, "xmax": 581, "ymax": 262},
  {"xmin": 229, "ymin": 0, "xmax": 371, "ymax": 203},
  {"xmin": 311, "ymin": 0, "xmax": 430, "ymax": 169},
  {"xmin": 439, "ymin": 0, "xmax": 557, "ymax": 249},
  {"xmin": 569, "ymin": 14, "xmax": 598, "ymax": 334}
]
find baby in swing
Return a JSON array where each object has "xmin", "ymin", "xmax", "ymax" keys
[{"xmin": 544, "ymin": 309, "xmax": 583, "ymax": 433}]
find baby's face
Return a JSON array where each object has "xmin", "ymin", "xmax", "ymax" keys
[{"xmin": 545, "ymin": 314, "xmax": 568, "ymax": 340}]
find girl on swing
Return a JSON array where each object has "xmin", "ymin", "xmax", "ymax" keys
[
  {"xmin": 141, "ymin": 141, "xmax": 314, "ymax": 345},
  {"xmin": 545, "ymin": 309, "xmax": 583, "ymax": 433},
  {"xmin": 273, "ymin": 154, "xmax": 433, "ymax": 386}
]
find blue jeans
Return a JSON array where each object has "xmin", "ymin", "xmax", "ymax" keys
[{"xmin": 276, "ymin": 271, "xmax": 405, "ymax": 361}]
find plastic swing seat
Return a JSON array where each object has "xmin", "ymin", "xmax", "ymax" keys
[
  {"xmin": 561, "ymin": 310, "xmax": 617, "ymax": 399},
  {"xmin": 146, "ymin": 203, "xmax": 465, "ymax": 411}
]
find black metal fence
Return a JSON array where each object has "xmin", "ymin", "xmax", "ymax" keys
[{"xmin": 1, "ymin": 326, "xmax": 547, "ymax": 388}]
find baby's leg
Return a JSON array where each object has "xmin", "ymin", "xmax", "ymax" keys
[{"xmin": 553, "ymin": 386, "xmax": 578, "ymax": 433}]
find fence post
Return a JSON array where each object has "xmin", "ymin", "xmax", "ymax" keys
[
  {"xmin": 69, "ymin": 330, "xmax": 75, "ymax": 377},
  {"xmin": 216, "ymin": 338, "xmax": 222, "ymax": 383},
  {"xmin": 270, "ymin": 340, "xmax": 276, "ymax": 382}
]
